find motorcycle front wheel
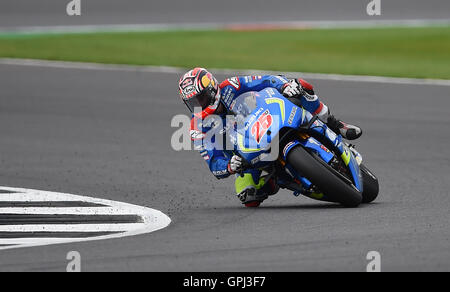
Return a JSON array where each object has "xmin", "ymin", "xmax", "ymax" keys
[
  {"xmin": 360, "ymin": 164, "xmax": 379, "ymax": 203},
  {"xmin": 287, "ymin": 146, "xmax": 363, "ymax": 207}
]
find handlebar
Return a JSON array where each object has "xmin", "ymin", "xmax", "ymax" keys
[{"xmin": 237, "ymin": 156, "xmax": 252, "ymax": 177}]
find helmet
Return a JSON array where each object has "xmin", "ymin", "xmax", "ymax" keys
[{"xmin": 178, "ymin": 68, "xmax": 220, "ymax": 113}]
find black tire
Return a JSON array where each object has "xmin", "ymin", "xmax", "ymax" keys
[
  {"xmin": 287, "ymin": 146, "xmax": 363, "ymax": 207},
  {"xmin": 360, "ymin": 164, "xmax": 379, "ymax": 203}
]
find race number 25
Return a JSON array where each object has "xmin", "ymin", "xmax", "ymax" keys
[{"xmin": 251, "ymin": 110, "xmax": 273, "ymax": 144}]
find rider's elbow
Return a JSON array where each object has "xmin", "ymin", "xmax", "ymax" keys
[{"xmin": 211, "ymin": 169, "xmax": 230, "ymax": 180}]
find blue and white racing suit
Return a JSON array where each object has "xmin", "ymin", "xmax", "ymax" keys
[{"xmin": 190, "ymin": 75, "xmax": 328, "ymax": 194}]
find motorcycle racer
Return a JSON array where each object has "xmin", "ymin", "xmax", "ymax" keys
[{"xmin": 178, "ymin": 68, "xmax": 362, "ymax": 207}]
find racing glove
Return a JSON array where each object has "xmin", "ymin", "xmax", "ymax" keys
[
  {"xmin": 228, "ymin": 155, "xmax": 243, "ymax": 174},
  {"xmin": 281, "ymin": 79, "xmax": 303, "ymax": 98}
]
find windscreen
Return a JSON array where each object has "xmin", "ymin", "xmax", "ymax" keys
[{"xmin": 230, "ymin": 92, "xmax": 259, "ymax": 128}]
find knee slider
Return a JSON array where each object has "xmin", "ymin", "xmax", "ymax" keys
[{"xmin": 237, "ymin": 187, "xmax": 256, "ymax": 203}]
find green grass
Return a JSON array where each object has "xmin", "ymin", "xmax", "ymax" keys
[{"xmin": 1, "ymin": 27, "xmax": 450, "ymax": 79}]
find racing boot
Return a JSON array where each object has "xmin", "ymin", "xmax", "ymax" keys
[
  {"xmin": 326, "ymin": 114, "xmax": 362, "ymax": 140},
  {"xmin": 236, "ymin": 178, "xmax": 279, "ymax": 208}
]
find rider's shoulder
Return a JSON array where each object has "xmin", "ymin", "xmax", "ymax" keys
[{"xmin": 219, "ymin": 77, "xmax": 241, "ymax": 90}]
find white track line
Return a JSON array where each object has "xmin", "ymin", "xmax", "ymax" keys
[
  {"xmin": 0, "ymin": 237, "xmax": 130, "ymax": 246},
  {"xmin": 1, "ymin": 58, "xmax": 450, "ymax": 87},
  {"xmin": 0, "ymin": 207, "xmax": 140, "ymax": 215},
  {"xmin": 0, "ymin": 224, "xmax": 146, "ymax": 233},
  {"xmin": 1, "ymin": 19, "xmax": 449, "ymax": 34},
  {"xmin": 0, "ymin": 192, "xmax": 92, "ymax": 202}
]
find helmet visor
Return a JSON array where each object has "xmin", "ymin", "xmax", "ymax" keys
[{"xmin": 184, "ymin": 91, "xmax": 213, "ymax": 113}]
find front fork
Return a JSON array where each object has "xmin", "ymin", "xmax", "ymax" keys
[
  {"xmin": 299, "ymin": 110, "xmax": 364, "ymax": 192},
  {"xmin": 279, "ymin": 109, "xmax": 362, "ymax": 196}
]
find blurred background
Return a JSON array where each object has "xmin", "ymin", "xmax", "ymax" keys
[
  {"xmin": 1, "ymin": 0, "xmax": 449, "ymax": 27},
  {"xmin": 0, "ymin": 0, "xmax": 449, "ymax": 79}
]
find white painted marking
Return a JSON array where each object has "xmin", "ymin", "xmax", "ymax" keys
[
  {"xmin": 0, "ymin": 58, "xmax": 183, "ymax": 74},
  {"xmin": 0, "ymin": 207, "xmax": 138, "ymax": 215},
  {"xmin": 0, "ymin": 224, "xmax": 146, "ymax": 233},
  {"xmin": 0, "ymin": 186, "xmax": 171, "ymax": 251},
  {"xmin": 0, "ymin": 192, "xmax": 93, "ymax": 202},
  {"xmin": 1, "ymin": 58, "xmax": 449, "ymax": 87}
]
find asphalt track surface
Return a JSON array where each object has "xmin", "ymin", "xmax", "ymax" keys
[
  {"xmin": 0, "ymin": 63, "xmax": 449, "ymax": 271},
  {"xmin": 1, "ymin": 0, "xmax": 449, "ymax": 28}
]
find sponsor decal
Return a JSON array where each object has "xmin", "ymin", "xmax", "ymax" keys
[
  {"xmin": 183, "ymin": 86, "xmax": 196, "ymax": 97},
  {"xmin": 265, "ymin": 88, "xmax": 277, "ymax": 97},
  {"xmin": 182, "ymin": 78, "xmax": 193, "ymax": 88},
  {"xmin": 283, "ymin": 141, "xmax": 296, "ymax": 158},
  {"xmin": 304, "ymin": 93, "xmax": 318, "ymax": 102},
  {"xmin": 251, "ymin": 156, "xmax": 261, "ymax": 165},
  {"xmin": 201, "ymin": 75, "xmax": 211, "ymax": 88},
  {"xmin": 228, "ymin": 77, "xmax": 241, "ymax": 89},
  {"xmin": 213, "ymin": 170, "xmax": 228, "ymax": 176},
  {"xmin": 320, "ymin": 145, "xmax": 331, "ymax": 153},
  {"xmin": 222, "ymin": 88, "xmax": 235, "ymax": 107},
  {"xmin": 244, "ymin": 108, "xmax": 264, "ymax": 131},
  {"xmin": 309, "ymin": 138, "xmax": 321, "ymax": 146},
  {"xmin": 288, "ymin": 107, "xmax": 297, "ymax": 125},
  {"xmin": 349, "ymin": 147, "xmax": 363, "ymax": 165},
  {"xmin": 326, "ymin": 128, "xmax": 338, "ymax": 142},
  {"xmin": 252, "ymin": 153, "xmax": 274, "ymax": 164},
  {"xmin": 274, "ymin": 76, "xmax": 288, "ymax": 84}
]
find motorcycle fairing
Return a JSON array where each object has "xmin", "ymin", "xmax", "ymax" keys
[
  {"xmin": 234, "ymin": 88, "xmax": 363, "ymax": 192},
  {"xmin": 302, "ymin": 115, "xmax": 363, "ymax": 192}
]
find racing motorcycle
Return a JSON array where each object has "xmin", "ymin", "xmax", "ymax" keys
[{"xmin": 228, "ymin": 89, "xmax": 379, "ymax": 207}]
